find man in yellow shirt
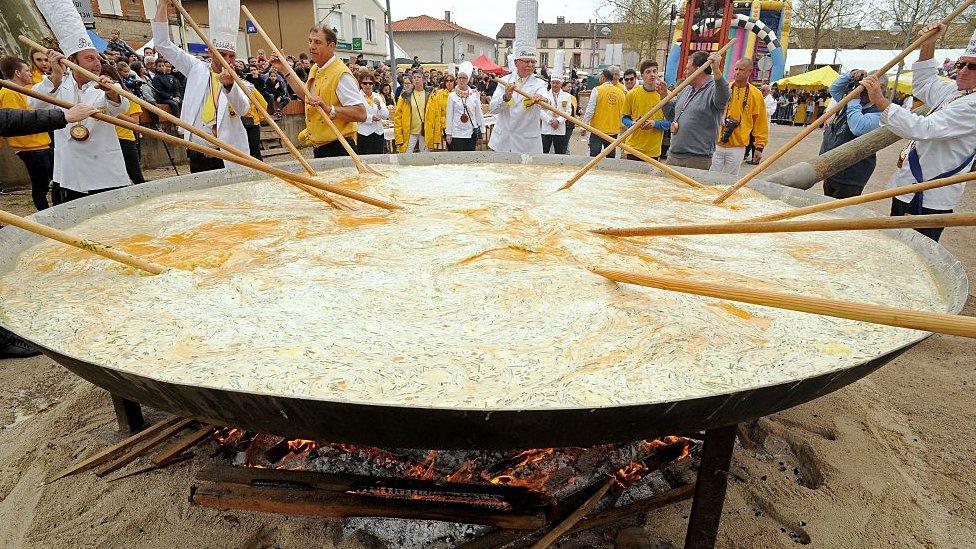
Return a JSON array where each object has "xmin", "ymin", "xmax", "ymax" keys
[
  {"xmin": 241, "ymin": 81, "xmax": 268, "ymax": 160},
  {"xmin": 0, "ymin": 56, "xmax": 54, "ymax": 210},
  {"xmin": 394, "ymin": 69, "xmax": 436, "ymax": 153},
  {"xmin": 710, "ymin": 57, "xmax": 768, "ymax": 176},
  {"xmin": 581, "ymin": 69, "xmax": 627, "ymax": 157},
  {"xmin": 113, "ymin": 89, "xmax": 145, "ymax": 184},
  {"xmin": 621, "ymin": 60, "xmax": 670, "ymax": 160}
]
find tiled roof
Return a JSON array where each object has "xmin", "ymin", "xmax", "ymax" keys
[
  {"xmin": 496, "ymin": 22, "xmax": 617, "ymax": 39},
  {"xmin": 391, "ymin": 15, "xmax": 494, "ymax": 42}
]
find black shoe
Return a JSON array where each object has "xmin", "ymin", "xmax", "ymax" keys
[{"xmin": 0, "ymin": 334, "xmax": 42, "ymax": 359}]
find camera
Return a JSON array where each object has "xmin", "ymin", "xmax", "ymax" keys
[{"xmin": 720, "ymin": 117, "xmax": 740, "ymax": 143}]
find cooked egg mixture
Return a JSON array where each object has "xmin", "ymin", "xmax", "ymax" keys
[{"xmin": 0, "ymin": 164, "xmax": 948, "ymax": 409}]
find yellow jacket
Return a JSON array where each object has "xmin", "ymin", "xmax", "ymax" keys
[
  {"xmin": 428, "ymin": 88, "xmax": 449, "ymax": 146},
  {"xmin": 393, "ymin": 89, "xmax": 438, "ymax": 152},
  {"xmin": 719, "ymin": 83, "xmax": 769, "ymax": 150}
]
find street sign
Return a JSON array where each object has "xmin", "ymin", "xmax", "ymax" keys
[
  {"xmin": 245, "ymin": 20, "xmax": 257, "ymax": 34},
  {"xmin": 337, "ymin": 41, "xmax": 352, "ymax": 50},
  {"xmin": 352, "ymin": 37, "xmax": 362, "ymax": 51},
  {"xmin": 72, "ymin": 0, "xmax": 94, "ymax": 28}
]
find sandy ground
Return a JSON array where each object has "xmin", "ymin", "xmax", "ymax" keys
[{"xmin": 1, "ymin": 124, "xmax": 975, "ymax": 548}]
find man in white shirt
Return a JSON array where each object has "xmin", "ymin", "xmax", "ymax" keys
[
  {"xmin": 153, "ymin": 0, "xmax": 250, "ymax": 172},
  {"xmin": 30, "ymin": 0, "xmax": 130, "ymax": 202},
  {"xmin": 541, "ymin": 74, "xmax": 572, "ymax": 154},
  {"xmin": 862, "ymin": 24, "xmax": 976, "ymax": 242}
]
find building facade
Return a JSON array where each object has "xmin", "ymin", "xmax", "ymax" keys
[
  {"xmin": 390, "ymin": 13, "xmax": 496, "ymax": 64},
  {"xmin": 496, "ymin": 17, "xmax": 638, "ymax": 73}
]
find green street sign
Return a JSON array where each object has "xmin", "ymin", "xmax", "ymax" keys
[
  {"xmin": 352, "ymin": 38, "xmax": 363, "ymax": 50},
  {"xmin": 337, "ymin": 41, "xmax": 352, "ymax": 50}
]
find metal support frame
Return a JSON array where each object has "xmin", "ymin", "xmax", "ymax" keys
[
  {"xmin": 684, "ymin": 424, "xmax": 738, "ymax": 549},
  {"xmin": 111, "ymin": 393, "xmax": 146, "ymax": 434}
]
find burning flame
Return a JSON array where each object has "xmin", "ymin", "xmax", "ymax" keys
[{"xmin": 405, "ymin": 451, "xmax": 439, "ymax": 480}]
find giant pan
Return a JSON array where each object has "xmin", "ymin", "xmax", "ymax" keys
[{"xmin": 0, "ymin": 153, "xmax": 968, "ymax": 450}]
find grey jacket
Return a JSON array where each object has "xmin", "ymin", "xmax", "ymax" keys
[{"xmin": 668, "ymin": 76, "xmax": 731, "ymax": 157}]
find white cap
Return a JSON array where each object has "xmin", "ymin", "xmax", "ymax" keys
[
  {"xmin": 35, "ymin": 0, "xmax": 95, "ymax": 57},
  {"xmin": 965, "ymin": 28, "xmax": 976, "ymax": 58},
  {"xmin": 513, "ymin": 0, "xmax": 538, "ymax": 61},
  {"xmin": 209, "ymin": 0, "xmax": 240, "ymax": 53},
  {"xmin": 458, "ymin": 61, "xmax": 474, "ymax": 78},
  {"xmin": 551, "ymin": 50, "xmax": 565, "ymax": 81}
]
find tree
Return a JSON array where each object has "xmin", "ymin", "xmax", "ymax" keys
[
  {"xmin": 601, "ymin": 0, "xmax": 674, "ymax": 65},
  {"xmin": 792, "ymin": 0, "xmax": 864, "ymax": 67},
  {"xmin": 869, "ymin": 0, "xmax": 956, "ymax": 49}
]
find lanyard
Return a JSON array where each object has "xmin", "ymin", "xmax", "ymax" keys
[
  {"xmin": 724, "ymin": 84, "xmax": 749, "ymax": 123},
  {"xmin": 675, "ymin": 79, "xmax": 713, "ymax": 123}
]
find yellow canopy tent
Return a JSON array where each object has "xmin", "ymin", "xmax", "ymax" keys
[
  {"xmin": 887, "ymin": 71, "xmax": 953, "ymax": 95},
  {"xmin": 774, "ymin": 66, "xmax": 840, "ymax": 91}
]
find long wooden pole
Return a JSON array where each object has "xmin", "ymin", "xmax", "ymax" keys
[
  {"xmin": 241, "ymin": 5, "xmax": 381, "ymax": 176},
  {"xmin": 168, "ymin": 0, "xmax": 317, "ymax": 177},
  {"xmin": 0, "ymin": 79, "xmax": 399, "ymax": 210},
  {"xmin": 492, "ymin": 77, "xmax": 705, "ymax": 190},
  {"xmin": 18, "ymin": 35, "xmax": 345, "ymax": 210},
  {"xmin": 713, "ymin": 0, "xmax": 976, "ymax": 205},
  {"xmin": 592, "ymin": 212, "xmax": 976, "ymax": 237},
  {"xmin": 591, "ymin": 268, "xmax": 976, "ymax": 339},
  {"xmin": 746, "ymin": 171, "xmax": 976, "ymax": 223},
  {"xmin": 0, "ymin": 209, "xmax": 168, "ymax": 274},
  {"xmin": 559, "ymin": 41, "xmax": 734, "ymax": 191}
]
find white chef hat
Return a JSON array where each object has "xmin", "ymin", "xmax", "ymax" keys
[
  {"xmin": 35, "ymin": 0, "xmax": 95, "ymax": 57},
  {"xmin": 551, "ymin": 50, "xmax": 566, "ymax": 81},
  {"xmin": 512, "ymin": 0, "xmax": 538, "ymax": 61},
  {"xmin": 965, "ymin": 28, "xmax": 976, "ymax": 59},
  {"xmin": 458, "ymin": 61, "xmax": 474, "ymax": 78},
  {"xmin": 209, "ymin": 0, "xmax": 240, "ymax": 53}
]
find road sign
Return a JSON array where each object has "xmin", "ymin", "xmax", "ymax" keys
[
  {"xmin": 352, "ymin": 37, "xmax": 362, "ymax": 51},
  {"xmin": 337, "ymin": 41, "xmax": 352, "ymax": 50}
]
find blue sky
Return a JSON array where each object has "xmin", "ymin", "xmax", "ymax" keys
[{"xmin": 391, "ymin": 0, "xmax": 606, "ymax": 39}]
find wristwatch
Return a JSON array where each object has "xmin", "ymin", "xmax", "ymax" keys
[{"xmin": 329, "ymin": 105, "xmax": 337, "ymax": 119}]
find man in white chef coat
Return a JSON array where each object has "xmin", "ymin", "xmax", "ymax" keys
[
  {"xmin": 862, "ymin": 24, "xmax": 976, "ymax": 242},
  {"xmin": 488, "ymin": 0, "xmax": 549, "ymax": 153},
  {"xmin": 30, "ymin": 0, "xmax": 131, "ymax": 202},
  {"xmin": 153, "ymin": 0, "xmax": 250, "ymax": 172}
]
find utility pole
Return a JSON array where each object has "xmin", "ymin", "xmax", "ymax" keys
[{"xmin": 385, "ymin": 0, "xmax": 397, "ymax": 84}]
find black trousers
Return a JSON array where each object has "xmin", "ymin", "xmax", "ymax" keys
[
  {"xmin": 626, "ymin": 154, "xmax": 659, "ymax": 161},
  {"xmin": 890, "ymin": 197, "xmax": 952, "ymax": 242},
  {"xmin": 589, "ymin": 132, "xmax": 617, "ymax": 158},
  {"xmin": 61, "ymin": 185, "xmax": 126, "ymax": 203},
  {"xmin": 314, "ymin": 139, "xmax": 353, "ymax": 158},
  {"xmin": 448, "ymin": 136, "xmax": 476, "ymax": 151},
  {"xmin": 118, "ymin": 138, "xmax": 145, "ymax": 184},
  {"xmin": 823, "ymin": 179, "xmax": 864, "ymax": 199},
  {"xmin": 542, "ymin": 134, "xmax": 559, "ymax": 154},
  {"xmin": 244, "ymin": 121, "xmax": 263, "ymax": 160},
  {"xmin": 356, "ymin": 132, "xmax": 386, "ymax": 155},
  {"xmin": 188, "ymin": 150, "xmax": 225, "ymax": 173},
  {"xmin": 17, "ymin": 148, "xmax": 54, "ymax": 210}
]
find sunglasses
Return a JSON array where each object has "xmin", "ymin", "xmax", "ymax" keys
[
  {"xmin": 624, "ymin": 77, "xmax": 636, "ymax": 81},
  {"xmin": 955, "ymin": 61, "xmax": 976, "ymax": 71}
]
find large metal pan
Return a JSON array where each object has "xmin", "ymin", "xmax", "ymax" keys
[{"xmin": 0, "ymin": 153, "xmax": 968, "ymax": 450}]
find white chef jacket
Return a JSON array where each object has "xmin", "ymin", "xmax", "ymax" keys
[
  {"xmin": 541, "ymin": 89, "xmax": 573, "ymax": 136},
  {"xmin": 488, "ymin": 72, "xmax": 549, "ymax": 153},
  {"xmin": 152, "ymin": 21, "xmax": 250, "ymax": 158},
  {"xmin": 880, "ymin": 59, "xmax": 976, "ymax": 210},
  {"xmin": 357, "ymin": 91, "xmax": 389, "ymax": 136},
  {"xmin": 29, "ymin": 73, "xmax": 130, "ymax": 192},
  {"xmin": 445, "ymin": 88, "xmax": 485, "ymax": 139}
]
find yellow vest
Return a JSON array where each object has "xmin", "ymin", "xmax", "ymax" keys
[
  {"xmin": 304, "ymin": 59, "xmax": 357, "ymax": 145},
  {"xmin": 0, "ymin": 88, "xmax": 51, "ymax": 151},
  {"xmin": 622, "ymin": 86, "xmax": 665, "ymax": 157},
  {"xmin": 592, "ymin": 83, "xmax": 626, "ymax": 135}
]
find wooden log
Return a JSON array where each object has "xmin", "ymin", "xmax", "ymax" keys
[
  {"xmin": 46, "ymin": 416, "xmax": 183, "ymax": 483},
  {"xmin": 94, "ymin": 419, "xmax": 195, "ymax": 477},
  {"xmin": 747, "ymin": 171, "xmax": 976, "ymax": 223},
  {"xmin": 492, "ymin": 77, "xmax": 705, "ymax": 190},
  {"xmin": 592, "ymin": 213, "xmax": 976, "ymax": 237},
  {"xmin": 0, "ymin": 78, "xmax": 399, "ymax": 210},
  {"xmin": 241, "ymin": 5, "xmax": 381, "ymax": 177},
  {"xmin": 151, "ymin": 424, "xmax": 215, "ymax": 465},
  {"xmin": 529, "ymin": 477, "xmax": 614, "ymax": 549},
  {"xmin": 714, "ymin": 0, "xmax": 976, "ymax": 204},
  {"xmin": 559, "ymin": 41, "xmax": 734, "ymax": 191},
  {"xmin": 591, "ymin": 268, "xmax": 976, "ymax": 339}
]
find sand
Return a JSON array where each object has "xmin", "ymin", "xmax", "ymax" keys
[{"xmin": 1, "ymin": 125, "xmax": 974, "ymax": 548}]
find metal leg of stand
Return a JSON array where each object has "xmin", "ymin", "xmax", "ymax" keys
[
  {"xmin": 111, "ymin": 393, "xmax": 145, "ymax": 434},
  {"xmin": 684, "ymin": 424, "xmax": 738, "ymax": 549}
]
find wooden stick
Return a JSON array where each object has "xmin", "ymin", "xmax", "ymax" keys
[
  {"xmin": 528, "ymin": 477, "xmax": 614, "ymax": 549},
  {"xmin": 559, "ymin": 41, "xmax": 734, "ymax": 191},
  {"xmin": 593, "ymin": 212, "xmax": 976, "ymax": 237},
  {"xmin": 95, "ymin": 418, "xmax": 195, "ymax": 477},
  {"xmin": 152, "ymin": 424, "xmax": 215, "ymax": 465},
  {"xmin": 713, "ymin": 0, "xmax": 976, "ymax": 204},
  {"xmin": 591, "ymin": 267, "xmax": 976, "ymax": 339},
  {"xmin": 168, "ymin": 0, "xmax": 317, "ymax": 178},
  {"xmin": 1, "ymin": 78, "xmax": 399, "ymax": 209},
  {"xmin": 747, "ymin": 171, "xmax": 976, "ymax": 223},
  {"xmin": 18, "ymin": 36, "xmax": 344, "ymax": 210},
  {"xmin": 492, "ymin": 77, "xmax": 705, "ymax": 190},
  {"xmin": 46, "ymin": 416, "xmax": 183, "ymax": 483},
  {"xmin": 241, "ymin": 5, "xmax": 381, "ymax": 177},
  {"xmin": 0, "ymin": 207, "xmax": 168, "ymax": 274}
]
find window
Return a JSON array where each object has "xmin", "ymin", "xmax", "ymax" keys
[
  {"xmin": 572, "ymin": 52, "xmax": 582, "ymax": 68},
  {"xmin": 540, "ymin": 52, "xmax": 549, "ymax": 66},
  {"xmin": 97, "ymin": 0, "xmax": 122, "ymax": 16},
  {"xmin": 540, "ymin": 39, "xmax": 548, "ymax": 48},
  {"xmin": 506, "ymin": 39, "xmax": 513, "ymax": 48},
  {"xmin": 328, "ymin": 11, "xmax": 343, "ymax": 39},
  {"xmin": 557, "ymin": 39, "xmax": 565, "ymax": 48},
  {"xmin": 467, "ymin": 44, "xmax": 475, "ymax": 54},
  {"xmin": 351, "ymin": 15, "xmax": 358, "ymax": 39},
  {"xmin": 365, "ymin": 18, "xmax": 375, "ymax": 42},
  {"xmin": 574, "ymin": 39, "xmax": 582, "ymax": 48}
]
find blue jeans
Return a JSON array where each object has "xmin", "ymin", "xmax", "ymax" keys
[{"xmin": 589, "ymin": 132, "xmax": 617, "ymax": 158}]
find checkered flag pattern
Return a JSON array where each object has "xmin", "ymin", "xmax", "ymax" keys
[{"xmin": 690, "ymin": 14, "xmax": 781, "ymax": 51}]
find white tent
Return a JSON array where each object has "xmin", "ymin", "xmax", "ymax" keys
[{"xmin": 786, "ymin": 49, "xmax": 965, "ymax": 74}]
